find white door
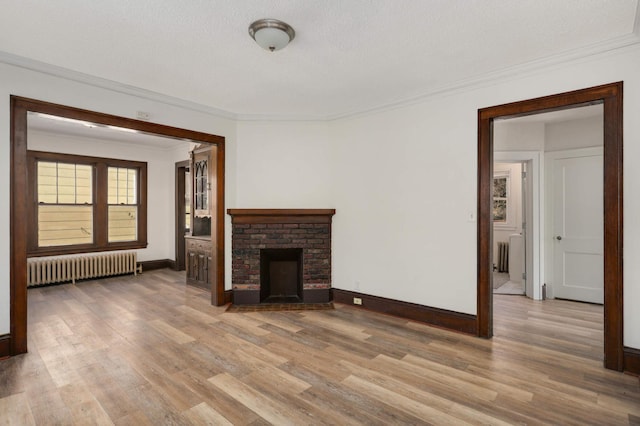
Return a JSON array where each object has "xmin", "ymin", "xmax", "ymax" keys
[{"xmin": 550, "ymin": 148, "xmax": 603, "ymax": 304}]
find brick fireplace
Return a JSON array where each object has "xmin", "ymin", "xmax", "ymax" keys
[{"xmin": 227, "ymin": 209, "xmax": 336, "ymax": 305}]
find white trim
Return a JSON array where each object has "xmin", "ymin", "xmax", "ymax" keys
[
  {"xmin": 0, "ymin": 51, "xmax": 238, "ymax": 121},
  {"xmin": 634, "ymin": 0, "xmax": 640, "ymax": 36},
  {"xmin": 495, "ymin": 151, "xmax": 543, "ymax": 300},
  {"xmin": 1, "ymin": 31, "xmax": 639, "ymax": 123},
  {"xmin": 321, "ymin": 34, "xmax": 640, "ymax": 122}
]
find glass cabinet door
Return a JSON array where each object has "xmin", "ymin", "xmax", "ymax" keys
[{"xmin": 194, "ymin": 157, "xmax": 208, "ymax": 215}]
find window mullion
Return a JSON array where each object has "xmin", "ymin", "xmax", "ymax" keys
[{"xmin": 94, "ymin": 163, "xmax": 108, "ymax": 246}]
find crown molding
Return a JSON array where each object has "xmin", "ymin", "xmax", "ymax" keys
[
  {"xmin": 0, "ymin": 51, "xmax": 238, "ymax": 121},
  {"xmin": 234, "ymin": 33, "xmax": 640, "ymax": 122},
  {"xmin": 233, "ymin": 112, "xmax": 332, "ymax": 122},
  {"xmin": 635, "ymin": 1, "xmax": 640, "ymax": 36},
  {"xmin": 2, "ymin": 31, "xmax": 639, "ymax": 124},
  {"xmin": 323, "ymin": 33, "xmax": 640, "ymax": 121}
]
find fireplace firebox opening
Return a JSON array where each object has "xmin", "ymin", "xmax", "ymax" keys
[{"xmin": 260, "ymin": 248, "xmax": 303, "ymax": 303}]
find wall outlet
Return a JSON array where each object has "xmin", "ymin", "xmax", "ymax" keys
[
  {"xmin": 353, "ymin": 297, "xmax": 362, "ymax": 305},
  {"xmin": 354, "ymin": 281, "xmax": 360, "ymax": 290}
]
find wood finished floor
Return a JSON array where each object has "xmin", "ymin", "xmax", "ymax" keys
[{"xmin": 1, "ymin": 269, "xmax": 639, "ymax": 425}]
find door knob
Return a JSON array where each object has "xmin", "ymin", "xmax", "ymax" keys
[{"xmin": 556, "ymin": 236, "xmax": 562, "ymax": 241}]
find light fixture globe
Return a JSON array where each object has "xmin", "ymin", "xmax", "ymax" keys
[{"xmin": 248, "ymin": 19, "xmax": 295, "ymax": 52}]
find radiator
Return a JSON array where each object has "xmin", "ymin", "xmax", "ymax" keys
[
  {"xmin": 497, "ymin": 242, "xmax": 509, "ymax": 273},
  {"xmin": 27, "ymin": 251, "xmax": 138, "ymax": 287}
]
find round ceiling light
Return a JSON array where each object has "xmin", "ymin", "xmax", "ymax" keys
[{"xmin": 248, "ymin": 19, "xmax": 295, "ymax": 52}]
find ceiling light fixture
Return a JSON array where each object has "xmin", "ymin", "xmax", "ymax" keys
[{"xmin": 248, "ymin": 18, "xmax": 295, "ymax": 52}]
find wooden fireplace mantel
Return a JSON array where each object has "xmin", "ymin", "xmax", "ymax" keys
[{"xmin": 227, "ymin": 209, "xmax": 336, "ymax": 224}]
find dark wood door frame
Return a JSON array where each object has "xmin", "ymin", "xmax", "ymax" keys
[
  {"xmin": 175, "ymin": 160, "xmax": 190, "ymax": 271},
  {"xmin": 9, "ymin": 96, "xmax": 227, "ymax": 356},
  {"xmin": 477, "ymin": 82, "xmax": 623, "ymax": 371}
]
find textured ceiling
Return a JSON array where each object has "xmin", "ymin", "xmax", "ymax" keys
[{"xmin": 1, "ymin": 1, "xmax": 638, "ymax": 119}]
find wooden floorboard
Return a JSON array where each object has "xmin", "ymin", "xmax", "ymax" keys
[{"xmin": 1, "ymin": 269, "xmax": 638, "ymax": 425}]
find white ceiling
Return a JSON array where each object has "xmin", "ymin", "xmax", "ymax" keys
[
  {"xmin": 28, "ymin": 112, "xmax": 188, "ymax": 149},
  {"xmin": 1, "ymin": 1, "xmax": 638, "ymax": 120},
  {"xmin": 496, "ymin": 103, "xmax": 603, "ymax": 124}
]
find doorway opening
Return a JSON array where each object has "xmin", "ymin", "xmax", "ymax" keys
[
  {"xmin": 477, "ymin": 82, "xmax": 623, "ymax": 371},
  {"xmin": 492, "ymin": 104, "xmax": 604, "ymax": 303},
  {"xmin": 492, "ymin": 161, "xmax": 526, "ymax": 297},
  {"xmin": 9, "ymin": 96, "xmax": 226, "ymax": 356}
]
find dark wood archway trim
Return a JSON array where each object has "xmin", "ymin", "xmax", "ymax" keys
[
  {"xmin": 9, "ymin": 96, "xmax": 227, "ymax": 356},
  {"xmin": 477, "ymin": 82, "xmax": 623, "ymax": 371}
]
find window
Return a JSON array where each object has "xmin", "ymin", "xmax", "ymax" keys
[
  {"xmin": 28, "ymin": 151, "xmax": 147, "ymax": 255},
  {"xmin": 492, "ymin": 174, "xmax": 509, "ymax": 223},
  {"xmin": 108, "ymin": 167, "xmax": 138, "ymax": 242},
  {"xmin": 37, "ymin": 161, "xmax": 93, "ymax": 247},
  {"xmin": 493, "ymin": 167, "xmax": 518, "ymax": 230}
]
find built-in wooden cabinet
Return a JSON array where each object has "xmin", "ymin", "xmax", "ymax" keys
[
  {"xmin": 185, "ymin": 236, "xmax": 212, "ymax": 290},
  {"xmin": 185, "ymin": 144, "xmax": 217, "ymax": 290}
]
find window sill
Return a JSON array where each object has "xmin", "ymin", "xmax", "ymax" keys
[{"xmin": 27, "ymin": 241, "xmax": 148, "ymax": 258}]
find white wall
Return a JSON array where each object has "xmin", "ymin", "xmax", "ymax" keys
[
  {"xmin": 330, "ymin": 102, "xmax": 479, "ymax": 313},
  {"xmin": 545, "ymin": 115, "xmax": 604, "ymax": 151},
  {"xmin": 235, "ymin": 121, "xmax": 332, "ymax": 208},
  {"xmin": 0, "ymin": 61, "xmax": 237, "ymax": 335},
  {"xmin": 329, "ymin": 43, "xmax": 640, "ymax": 348},
  {"xmin": 494, "ymin": 121, "xmax": 545, "ymax": 151},
  {"xmin": 27, "ymin": 130, "xmax": 191, "ymax": 262}
]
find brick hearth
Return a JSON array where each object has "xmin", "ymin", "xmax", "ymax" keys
[{"xmin": 227, "ymin": 209, "xmax": 336, "ymax": 305}]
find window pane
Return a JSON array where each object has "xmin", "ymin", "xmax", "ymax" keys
[
  {"xmin": 493, "ymin": 199, "xmax": 507, "ymax": 222},
  {"xmin": 57, "ymin": 163, "xmax": 76, "ymax": 203},
  {"xmin": 117, "ymin": 172, "xmax": 127, "ymax": 203},
  {"xmin": 76, "ymin": 165, "xmax": 93, "ymax": 204},
  {"xmin": 493, "ymin": 177, "xmax": 508, "ymax": 198},
  {"xmin": 108, "ymin": 205, "xmax": 137, "ymax": 242},
  {"xmin": 108, "ymin": 167, "xmax": 118, "ymax": 204},
  {"xmin": 38, "ymin": 205, "xmax": 93, "ymax": 246},
  {"xmin": 58, "ymin": 175, "xmax": 76, "ymax": 204},
  {"xmin": 127, "ymin": 170, "xmax": 137, "ymax": 204},
  {"xmin": 37, "ymin": 162, "xmax": 93, "ymax": 204},
  {"xmin": 37, "ymin": 161, "xmax": 58, "ymax": 203},
  {"xmin": 108, "ymin": 167, "xmax": 137, "ymax": 205}
]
